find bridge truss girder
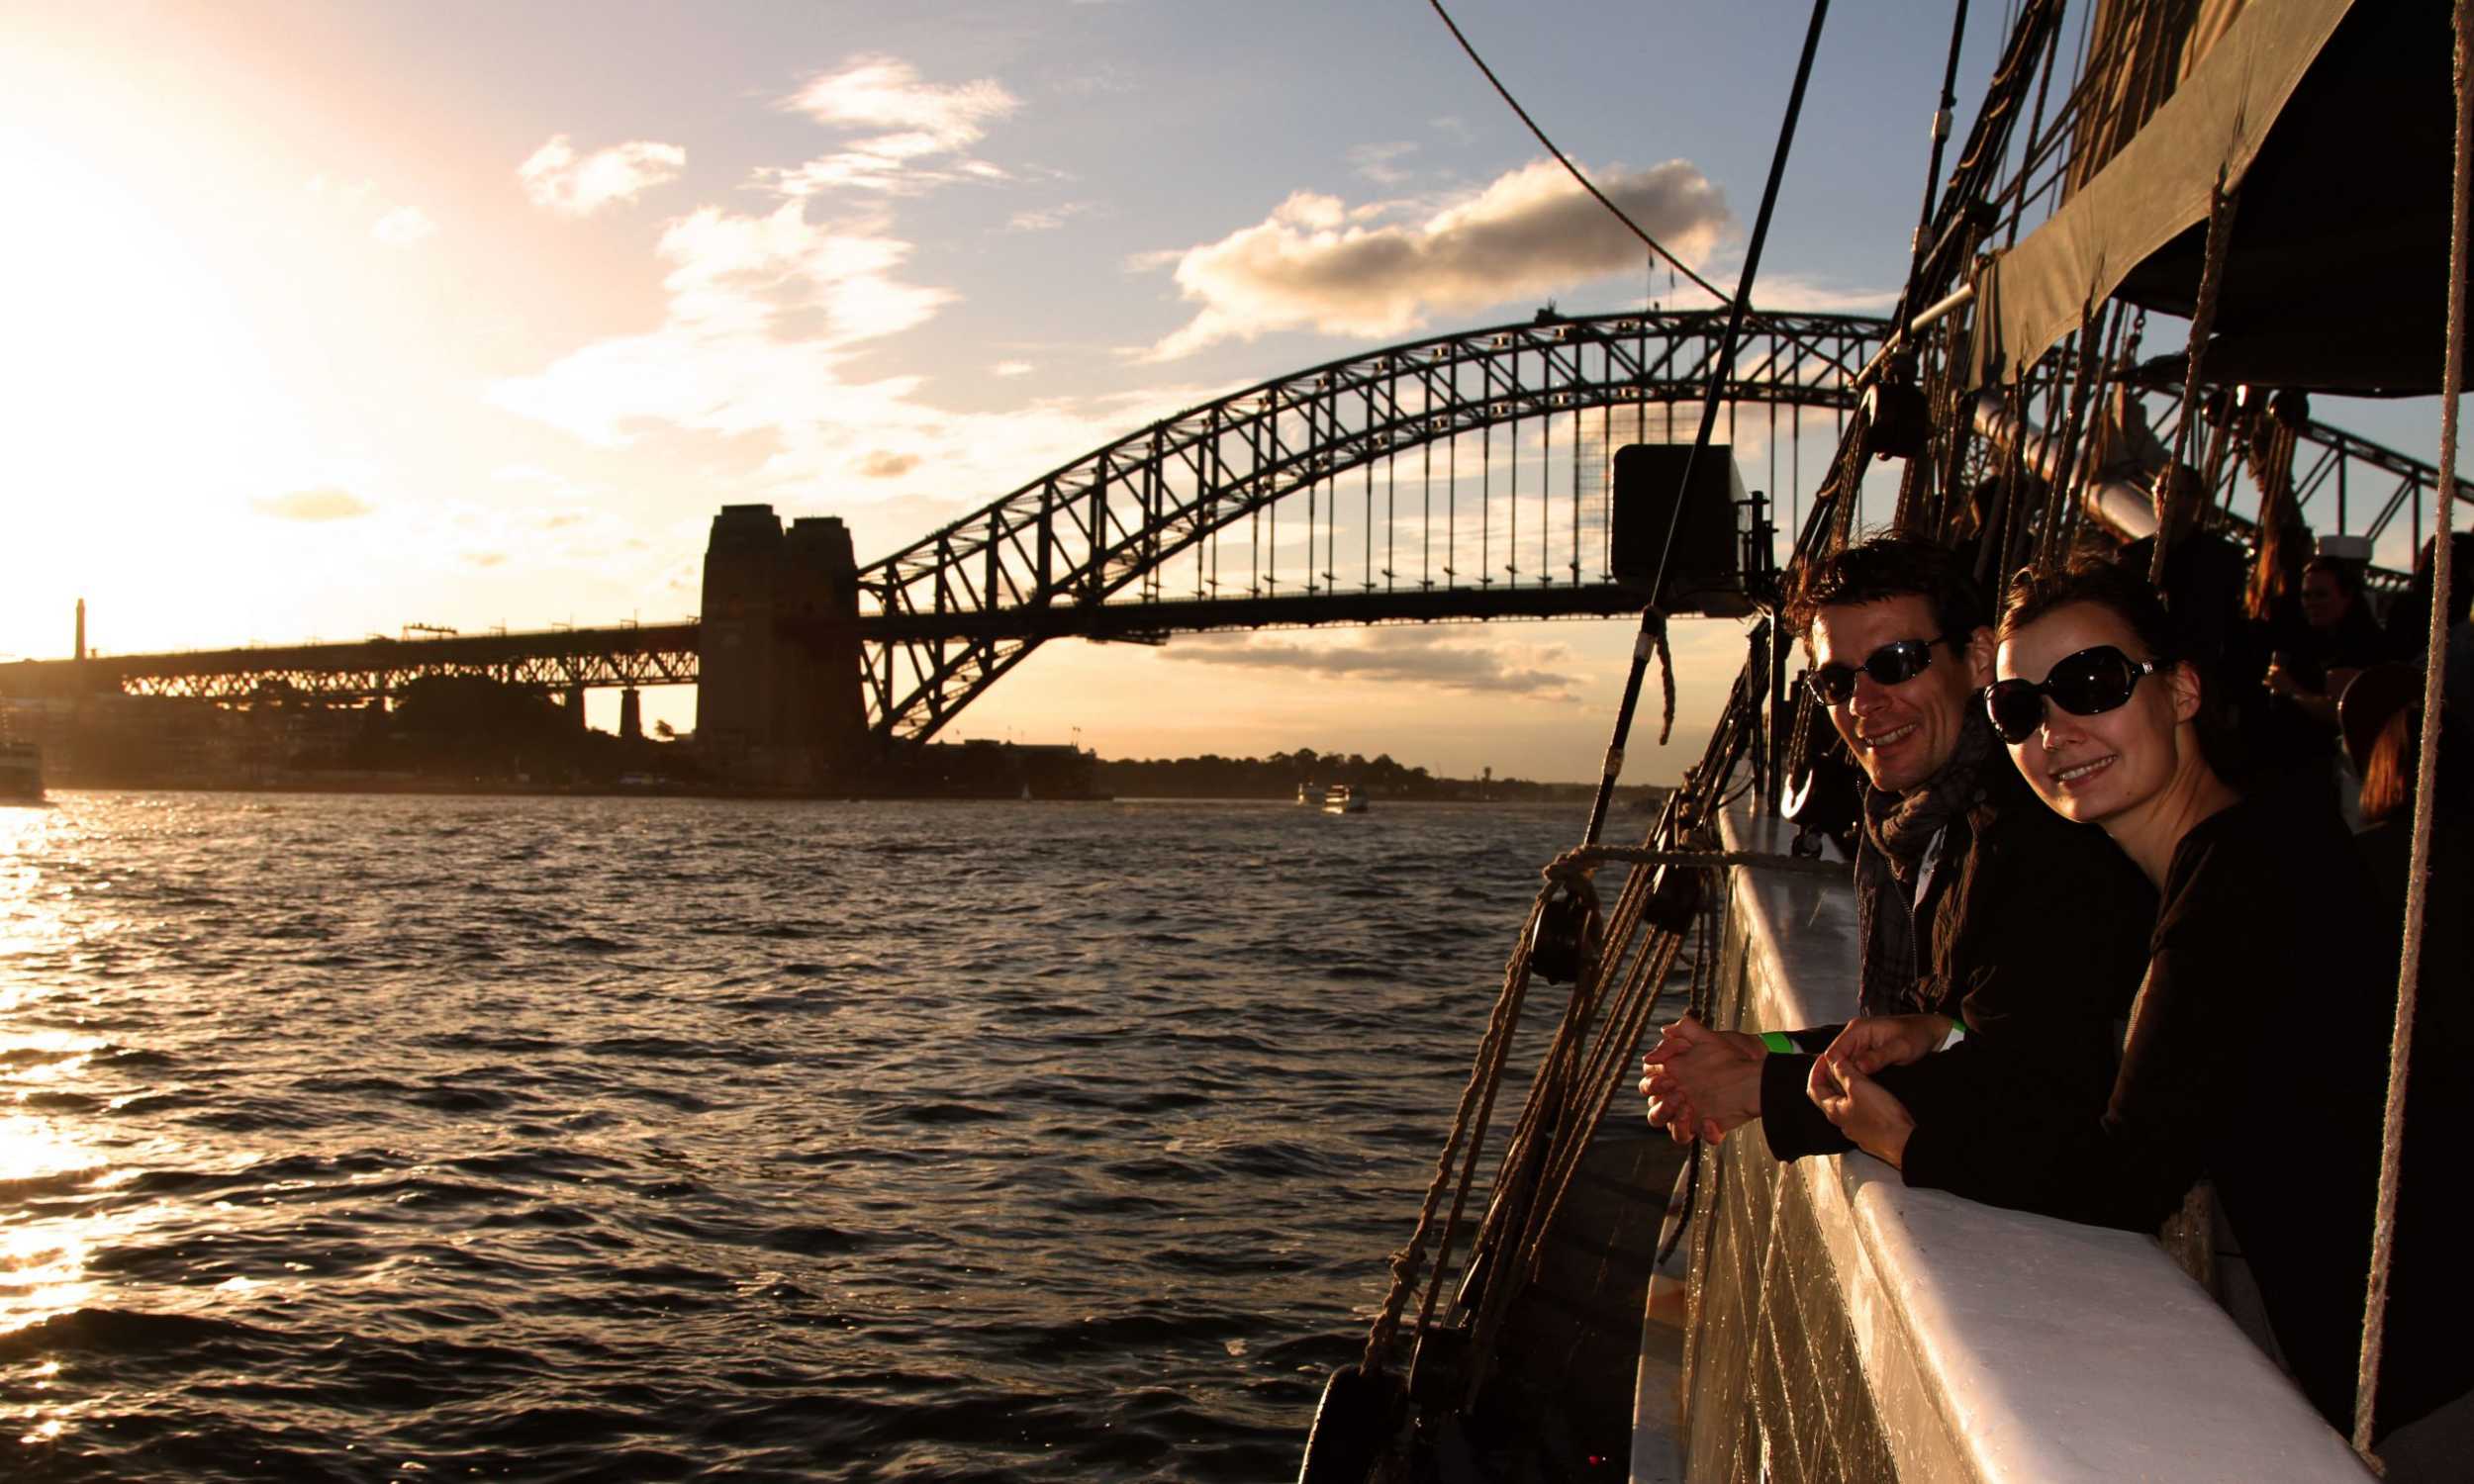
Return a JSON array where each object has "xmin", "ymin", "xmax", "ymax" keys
[
  {"xmin": 5, "ymin": 316, "xmax": 2461, "ymax": 751},
  {"xmin": 34, "ymin": 625, "xmax": 701, "ymax": 707},
  {"xmin": 856, "ymin": 308, "xmax": 1889, "ymax": 747}
]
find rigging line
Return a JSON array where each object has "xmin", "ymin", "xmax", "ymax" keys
[
  {"xmin": 1425, "ymin": 0, "xmax": 1733, "ymax": 307},
  {"xmin": 1538, "ymin": 396, "xmax": 1550, "ymax": 586},
  {"xmin": 1582, "ymin": 0, "xmax": 1833, "ymax": 852},
  {"xmin": 1995, "ymin": 20, "xmax": 2076, "ymax": 245},
  {"xmin": 2357, "ymin": 1, "xmax": 2467, "ymax": 1456},
  {"xmin": 1905, "ymin": 0, "xmax": 1970, "ymax": 306},
  {"xmin": 1570, "ymin": 405, "xmax": 1581, "ymax": 584}
]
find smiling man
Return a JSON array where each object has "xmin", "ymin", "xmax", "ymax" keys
[{"xmin": 1640, "ymin": 534, "xmax": 2154, "ymax": 1161}]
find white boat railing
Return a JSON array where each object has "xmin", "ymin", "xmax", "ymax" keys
[{"xmin": 1652, "ymin": 807, "xmax": 2368, "ymax": 1482}]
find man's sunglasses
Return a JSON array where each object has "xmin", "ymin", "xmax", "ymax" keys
[
  {"xmin": 1804, "ymin": 636, "xmax": 1949, "ymax": 705},
  {"xmin": 1982, "ymin": 645, "xmax": 2160, "ymax": 744}
]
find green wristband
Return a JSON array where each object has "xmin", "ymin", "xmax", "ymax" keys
[{"xmin": 1760, "ymin": 1031, "xmax": 1797, "ymax": 1055}]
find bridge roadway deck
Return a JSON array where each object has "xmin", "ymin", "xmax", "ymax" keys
[
  {"xmin": 0, "ymin": 623, "xmax": 702, "ymax": 704},
  {"xmin": 0, "ymin": 584, "xmax": 1652, "ymax": 703}
]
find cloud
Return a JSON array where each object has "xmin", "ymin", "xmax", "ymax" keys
[
  {"xmin": 490, "ymin": 200, "xmax": 950, "ymax": 448},
  {"xmin": 252, "ymin": 487, "xmax": 374, "ymax": 521},
  {"xmin": 519, "ymin": 135, "xmax": 687, "ymax": 217},
  {"xmin": 1728, "ymin": 273, "xmax": 1899, "ymax": 315},
  {"xmin": 1055, "ymin": 64, "xmax": 1139, "ymax": 97},
  {"xmin": 310, "ymin": 177, "xmax": 435, "ymax": 244},
  {"xmin": 306, "ymin": 174, "xmax": 377, "ymax": 208},
  {"xmin": 495, "ymin": 59, "xmax": 1231, "ymax": 517},
  {"xmin": 492, "ymin": 188, "xmax": 1207, "ymax": 511},
  {"xmin": 1006, "ymin": 202, "xmax": 1090, "ymax": 232},
  {"xmin": 1139, "ymin": 157, "xmax": 1730, "ymax": 359},
  {"xmin": 1165, "ymin": 626, "xmax": 1583, "ymax": 698},
  {"xmin": 371, "ymin": 206, "xmax": 436, "ymax": 246},
  {"xmin": 992, "ymin": 360, "xmax": 1035, "ymax": 377},
  {"xmin": 1347, "ymin": 141, "xmax": 1420, "ymax": 186},
  {"xmin": 391, "ymin": 498, "xmax": 651, "ymax": 582},
  {"xmin": 765, "ymin": 55, "xmax": 1018, "ymax": 198}
]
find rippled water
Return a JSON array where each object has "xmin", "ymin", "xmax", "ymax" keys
[{"xmin": 0, "ymin": 791, "xmax": 1608, "ymax": 1481}]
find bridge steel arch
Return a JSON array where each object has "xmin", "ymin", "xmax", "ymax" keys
[{"xmin": 856, "ymin": 307, "xmax": 1892, "ymax": 746}]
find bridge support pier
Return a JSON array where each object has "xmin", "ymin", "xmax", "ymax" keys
[
  {"xmin": 618, "ymin": 688, "xmax": 642, "ymax": 742},
  {"xmin": 697, "ymin": 505, "xmax": 868, "ymax": 790},
  {"xmin": 564, "ymin": 684, "xmax": 587, "ymax": 730}
]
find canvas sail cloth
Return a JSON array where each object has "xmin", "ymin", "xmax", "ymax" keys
[{"xmin": 1971, "ymin": 0, "xmax": 2460, "ymax": 396}]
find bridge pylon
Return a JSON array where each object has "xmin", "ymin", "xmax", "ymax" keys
[{"xmin": 697, "ymin": 505, "xmax": 868, "ymax": 789}]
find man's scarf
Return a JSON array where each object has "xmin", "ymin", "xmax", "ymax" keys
[{"xmin": 1853, "ymin": 715, "xmax": 1996, "ymax": 1015}]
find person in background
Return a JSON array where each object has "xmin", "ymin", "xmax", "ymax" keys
[
  {"xmin": 2116, "ymin": 464, "xmax": 2264, "ymax": 781},
  {"xmin": 2342, "ymin": 669, "xmax": 2473, "ymax": 1341},
  {"xmin": 2382, "ymin": 532, "xmax": 2474, "ymax": 668},
  {"xmin": 1809, "ymin": 559, "xmax": 2469, "ymax": 1452},
  {"xmin": 1637, "ymin": 535, "xmax": 2151, "ymax": 1163},
  {"xmin": 2117, "ymin": 465, "xmax": 2251, "ymax": 687},
  {"xmin": 2383, "ymin": 533, "xmax": 2474, "ymax": 740},
  {"xmin": 2266, "ymin": 554, "xmax": 2393, "ymax": 731}
]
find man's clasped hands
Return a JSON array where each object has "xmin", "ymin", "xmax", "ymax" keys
[{"xmin": 1637, "ymin": 1012, "xmax": 1961, "ymax": 1169}]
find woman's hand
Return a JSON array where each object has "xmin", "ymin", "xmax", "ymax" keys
[
  {"xmin": 1809, "ymin": 1055, "xmax": 1917, "ymax": 1168},
  {"xmin": 1816, "ymin": 1014, "xmax": 1951, "ymax": 1077},
  {"xmin": 1640, "ymin": 1015, "xmax": 1765, "ymax": 1145}
]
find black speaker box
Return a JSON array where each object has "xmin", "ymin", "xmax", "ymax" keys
[{"xmin": 1609, "ymin": 443, "xmax": 1750, "ymax": 615}]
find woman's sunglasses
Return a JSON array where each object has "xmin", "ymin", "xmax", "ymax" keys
[
  {"xmin": 1982, "ymin": 645, "xmax": 2159, "ymax": 744},
  {"xmin": 1804, "ymin": 636, "xmax": 1948, "ymax": 705}
]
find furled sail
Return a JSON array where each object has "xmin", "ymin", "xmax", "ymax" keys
[{"xmin": 1969, "ymin": 0, "xmax": 2465, "ymax": 396}]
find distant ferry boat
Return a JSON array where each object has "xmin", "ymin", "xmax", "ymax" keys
[
  {"xmin": 1296, "ymin": 781, "xmax": 1318, "ymax": 804},
  {"xmin": 1321, "ymin": 785, "xmax": 1367, "ymax": 815},
  {"xmin": 0, "ymin": 741, "xmax": 43, "ymax": 802}
]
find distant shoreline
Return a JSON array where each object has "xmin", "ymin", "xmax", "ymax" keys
[{"xmin": 26, "ymin": 780, "xmax": 1667, "ymax": 804}]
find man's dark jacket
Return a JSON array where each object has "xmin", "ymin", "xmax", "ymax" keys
[{"xmin": 1758, "ymin": 741, "xmax": 2157, "ymax": 1159}]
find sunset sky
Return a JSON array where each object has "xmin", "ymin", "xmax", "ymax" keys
[{"xmin": 1, "ymin": 3, "xmax": 2447, "ymax": 781}]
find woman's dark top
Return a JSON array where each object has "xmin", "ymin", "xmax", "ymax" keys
[
  {"xmin": 1902, "ymin": 788, "xmax": 2470, "ymax": 1438},
  {"xmin": 1757, "ymin": 744, "xmax": 2155, "ymax": 1160}
]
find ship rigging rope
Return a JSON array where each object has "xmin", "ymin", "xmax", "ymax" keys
[
  {"xmin": 2353, "ymin": 0, "xmax": 2467, "ymax": 1461},
  {"xmin": 1544, "ymin": 843, "xmax": 1846, "ymax": 880},
  {"xmin": 2153, "ymin": 169, "xmax": 2237, "ymax": 587},
  {"xmin": 1902, "ymin": 0, "xmax": 1970, "ymax": 309},
  {"xmin": 1357, "ymin": 888, "xmax": 1548, "ymax": 1378},
  {"xmin": 1577, "ymin": 0, "xmax": 1832, "ymax": 853},
  {"xmin": 1423, "ymin": 0, "xmax": 1731, "ymax": 309}
]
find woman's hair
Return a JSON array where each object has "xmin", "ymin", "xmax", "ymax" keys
[
  {"xmin": 2360, "ymin": 706, "xmax": 2419, "ymax": 826},
  {"xmin": 1996, "ymin": 557, "xmax": 2179, "ymax": 663}
]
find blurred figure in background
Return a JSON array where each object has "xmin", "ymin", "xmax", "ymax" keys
[
  {"xmin": 2268, "ymin": 555, "xmax": 2393, "ymax": 728},
  {"xmin": 2383, "ymin": 533, "xmax": 2474, "ymax": 739}
]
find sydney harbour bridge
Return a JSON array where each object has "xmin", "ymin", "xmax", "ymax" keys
[{"xmin": 0, "ymin": 306, "xmax": 2455, "ymax": 788}]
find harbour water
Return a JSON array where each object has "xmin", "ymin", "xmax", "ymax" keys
[{"xmin": 0, "ymin": 792, "xmax": 1604, "ymax": 1481}]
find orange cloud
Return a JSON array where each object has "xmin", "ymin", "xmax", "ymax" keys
[{"xmin": 1141, "ymin": 158, "xmax": 1731, "ymax": 359}]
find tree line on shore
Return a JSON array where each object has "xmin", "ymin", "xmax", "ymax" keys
[{"xmin": 1090, "ymin": 747, "xmax": 1665, "ymax": 804}]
